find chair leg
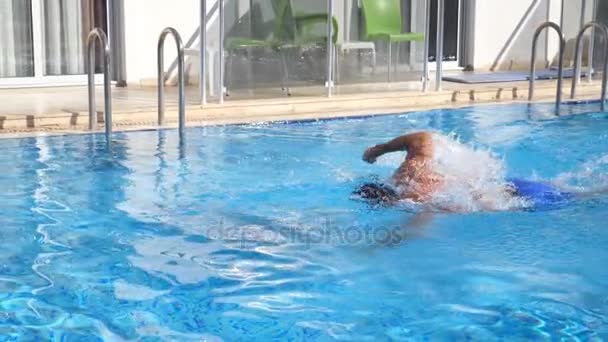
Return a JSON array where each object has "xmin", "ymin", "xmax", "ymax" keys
[
  {"xmin": 408, "ymin": 40, "xmax": 415, "ymax": 70},
  {"xmin": 334, "ymin": 47, "xmax": 340, "ymax": 85},
  {"xmin": 206, "ymin": 49, "xmax": 215, "ymax": 97},
  {"xmin": 246, "ymin": 47, "xmax": 255, "ymax": 95},
  {"xmin": 279, "ymin": 49, "xmax": 291, "ymax": 96},
  {"xmin": 225, "ymin": 50, "xmax": 233, "ymax": 97},
  {"xmin": 371, "ymin": 46, "xmax": 377, "ymax": 76},
  {"xmin": 395, "ymin": 42, "xmax": 400, "ymax": 78},
  {"xmin": 387, "ymin": 41, "xmax": 392, "ymax": 83}
]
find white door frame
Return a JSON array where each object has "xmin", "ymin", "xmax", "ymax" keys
[
  {"xmin": 413, "ymin": 0, "xmax": 462, "ymax": 70},
  {"xmin": 0, "ymin": 0, "xmax": 107, "ymax": 88},
  {"xmin": 435, "ymin": 0, "xmax": 462, "ymax": 70}
]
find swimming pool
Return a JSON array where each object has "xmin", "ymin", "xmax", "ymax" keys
[{"xmin": 1, "ymin": 103, "xmax": 607, "ymax": 340}]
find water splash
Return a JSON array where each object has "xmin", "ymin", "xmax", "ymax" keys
[{"xmin": 427, "ymin": 133, "xmax": 528, "ymax": 212}]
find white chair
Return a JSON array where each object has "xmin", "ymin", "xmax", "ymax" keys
[
  {"xmin": 334, "ymin": 0, "xmax": 377, "ymax": 83},
  {"xmin": 334, "ymin": 41, "xmax": 377, "ymax": 83},
  {"xmin": 185, "ymin": 45, "xmax": 219, "ymax": 97}
]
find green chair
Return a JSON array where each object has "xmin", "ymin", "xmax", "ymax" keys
[
  {"xmin": 361, "ymin": 0, "xmax": 424, "ymax": 82},
  {"xmin": 277, "ymin": 0, "xmax": 339, "ymax": 90},
  {"xmin": 224, "ymin": 1, "xmax": 284, "ymax": 96},
  {"xmin": 225, "ymin": 0, "xmax": 338, "ymax": 96}
]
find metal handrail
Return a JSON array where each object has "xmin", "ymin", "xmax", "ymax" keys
[
  {"xmin": 588, "ymin": 0, "xmax": 599, "ymax": 83},
  {"xmin": 571, "ymin": 21, "xmax": 608, "ymax": 111},
  {"xmin": 158, "ymin": 27, "xmax": 186, "ymax": 139},
  {"xmin": 200, "ymin": 0, "xmax": 207, "ymax": 105},
  {"xmin": 326, "ymin": 0, "xmax": 334, "ymax": 97},
  {"xmin": 87, "ymin": 28, "xmax": 112, "ymax": 139},
  {"xmin": 528, "ymin": 22, "xmax": 565, "ymax": 115},
  {"xmin": 435, "ymin": 0, "xmax": 445, "ymax": 91},
  {"xmin": 422, "ymin": 0, "xmax": 431, "ymax": 92}
]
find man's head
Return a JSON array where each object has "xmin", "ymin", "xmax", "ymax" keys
[{"xmin": 352, "ymin": 183, "xmax": 398, "ymax": 205}]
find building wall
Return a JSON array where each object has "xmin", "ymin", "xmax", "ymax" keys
[
  {"xmin": 473, "ymin": 0, "xmax": 548, "ymax": 70},
  {"xmin": 123, "ymin": 0, "xmax": 200, "ymax": 85},
  {"xmin": 471, "ymin": 0, "xmax": 592, "ymax": 71}
]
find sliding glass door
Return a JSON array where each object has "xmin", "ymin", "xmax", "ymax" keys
[
  {"xmin": 428, "ymin": 0, "xmax": 462, "ymax": 68},
  {"xmin": 0, "ymin": 0, "xmax": 107, "ymax": 87},
  {"xmin": 0, "ymin": 1, "xmax": 35, "ymax": 78}
]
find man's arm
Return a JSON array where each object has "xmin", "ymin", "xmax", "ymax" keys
[{"xmin": 363, "ymin": 132, "xmax": 429, "ymax": 163}]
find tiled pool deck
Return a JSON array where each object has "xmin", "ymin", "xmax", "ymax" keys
[{"xmin": 0, "ymin": 78, "xmax": 604, "ymax": 138}]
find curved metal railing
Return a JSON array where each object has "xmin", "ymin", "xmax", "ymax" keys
[
  {"xmin": 528, "ymin": 22, "xmax": 565, "ymax": 115},
  {"xmin": 158, "ymin": 27, "xmax": 186, "ymax": 139},
  {"xmin": 571, "ymin": 21, "xmax": 608, "ymax": 111},
  {"xmin": 87, "ymin": 28, "xmax": 112, "ymax": 139}
]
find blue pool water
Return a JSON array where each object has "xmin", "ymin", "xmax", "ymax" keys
[{"xmin": 1, "ymin": 103, "xmax": 608, "ymax": 340}]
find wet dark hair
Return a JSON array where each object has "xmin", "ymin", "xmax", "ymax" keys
[{"xmin": 352, "ymin": 183, "xmax": 399, "ymax": 205}]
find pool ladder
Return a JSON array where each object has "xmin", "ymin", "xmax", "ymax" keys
[
  {"xmin": 529, "ymin": 21, "xmax": 608, "ymax": 115},
  {"xmin": 528, "ymin": 22, "xmax": 565, "ymax": 115},
  {"xmin": 157, "ymin": 27, "xmax": 187, "ymax": 140},
  {"xmin": 86, "ymin": 27, "xmax": 187, "ymax": 145},
  {"xmin": 571, "ymin": 21, "xmax": 608, "ymax": 111},
  {"xmin": 87, "ymin": 28, "xmax": 113, "ymax": 141}
]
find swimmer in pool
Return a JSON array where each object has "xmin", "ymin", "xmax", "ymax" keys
[
  {"xmin": 360, "ymin": 132, "xmax": 442, "ymax": 203},
  {"xmin": 355, "ymin": 131, "xmax": 573, "ymax": 211}
]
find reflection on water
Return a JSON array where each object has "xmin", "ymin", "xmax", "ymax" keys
[{"xmin": 0, "ymin": 103, "xmax": 607, "ymax": 339}]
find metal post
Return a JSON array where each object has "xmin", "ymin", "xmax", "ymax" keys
[
  {"xmin": 326, "ymin": 0, "xmax": 334, "ymax": 97},
  {"xmin": 529, "ymin": 22, "xmax": 565, "ymax": 115},
  {"xmin": 158, "ymin": 27, "xmax": 186, "ymax": 139},
  {"xmin": 422, "ymin": 0, "xmax": 431, "ymax": 92},
  {"xmin": 571, "ymin": 21, "xmax": 608, "ymax": 111},
  {"xmin": 581, "ymin": 0, "xmax": 587, "ymax": 30},
  {"xmin": 200, "ymin": 0, "xmax": 207, "ymax": 105},
  {"xmin": 435, "ymin": 0, "xmax": 445, "ymax": 91},
  {"xmin": 577, "ymin": 0, "xmax": 587, "ymax": 85},
  {"xmin": 545, "ymin": 0, "xmax": 551, "ymax": 66},
  {"xmin": 560, "ymin": 0, "xmax": 565, "ymax": 30},
  {"xmin": 87, "ymin": 28, "xmax": 112, "ymax": 140},
  {"xmin": 106, "ymin": 0, "xmax": 113, "ymax": 80},
  {"xmin": 219, "ymin": 0, "xmax": 225, "ymax": 104},
  {"xmin": 344, "ymin": 0, "xmax": 350, "ymax": 42},
  {"xmin": 588, "ymin": 0, "xmax": 598, "ymax": 83}
]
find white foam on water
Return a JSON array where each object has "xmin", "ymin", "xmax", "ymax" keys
[
  {"xmin": 554, "ymin": 154, "xmax": 608, "ymax": 196},
  {"xmin": 425, "ymin": 133, "xmax": 528, "ymax": 212},
  {"xmin": 374, "ymin": 152, "xmax": 408, "ymax": 168}
]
